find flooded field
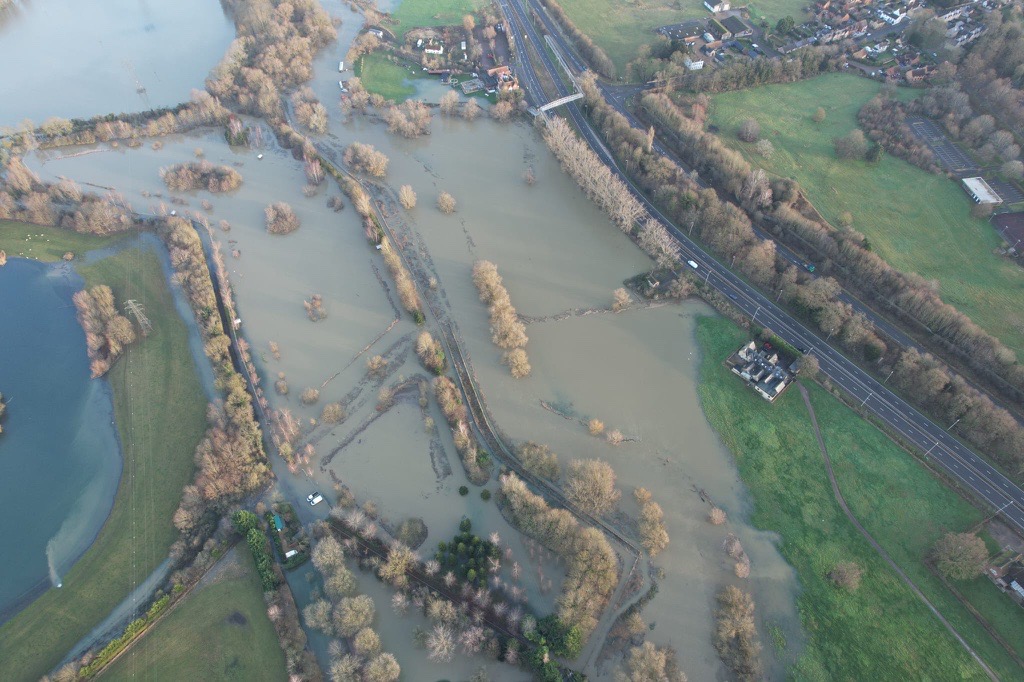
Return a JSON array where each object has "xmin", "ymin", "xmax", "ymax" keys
[
  {"xmin": 24, "ymin": 23, "xmax": 803, "ymax": 677},
  {"xmin": 0, "ymin": 258, "xmax": 121, "ymax": 622},
  {"xmin": 0, "ymin": 0, "xmax": 233, "ymax": 126}
]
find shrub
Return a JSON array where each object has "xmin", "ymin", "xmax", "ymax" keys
[
  {"xmin": 480, "ymin": 489, "xmax": 491, "ymax": 501},
  {"xmin": 588, "ymin": 418, "xmax": 605, "ymax": 436},
  {"xmin": 459, "ymin": 485, "xmax": 469, "ymax": 496},
  {"xmin": 738, "ymin": 118, "xmax": 760, "ymax": 143},
  {"xmin": 828, "ymin": 561, "xmax": 863, "ymax": 590},
  {"xmin": 301, "ymin": 387, "xmax": 320, "ymax": 405},
  {"xmin": 321, "ymin": 402, "xmax": 345, "ymax": 423},
  {"xmin": 437, "ymin": 191, "xmax": 457, "ymax": 214},
  {"xmin": 708, "ymin": 507, "xmax": 727, "ymax": 525}
]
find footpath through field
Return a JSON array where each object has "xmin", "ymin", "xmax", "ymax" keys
[{"xmin": 798, "ymin": 383, "xmax": 998, "ymax": 682}]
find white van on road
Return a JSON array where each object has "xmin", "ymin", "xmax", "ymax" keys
[{"xmin": 687, "ymin": 260, "xmax": 699, "ymax": 269}]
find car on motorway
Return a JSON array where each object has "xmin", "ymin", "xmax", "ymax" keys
[
  {"xmin": 803, "ymin": 262, "xmax": 816, "ymax": 273},
  {"xmin": 728, "ymin": 293, "xmax": 738, "ymax": 300},
  {"xmin": 687, "ymin": 260, "xmax": 699, "ymax": 269},
  {"xmin": 307, "ymin": 492, "xmax": 324, "ymax": 506}
]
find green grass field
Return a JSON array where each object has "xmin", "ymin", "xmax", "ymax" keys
[
  {"xmin": 358, "ymin": 53, "xmax": 418, "ymax": 102},
  {"xmin": 392, "ymin": 0, "xmax": 487, "ymax": 36},
  {"xmin": 0, "ymin": 236, "xmax": 208, "ymax": 681},
  {"xmin": 552, "ymin": 0, "xmax": 808, "ymax": 78},
  {"xmin": 103, "ymin": 549, "xmax": 286, "ymax": 682},
  {"xmin": 695, "ymin": 315, "xmax": 1023, "ymax": 679},
  {"xmin": 707, "ymin": 74, "xmax": 1024, "ymax": 355},
  {"xmin": 0, "ymin": 220, "xmax": 128, "ymax": 261}
]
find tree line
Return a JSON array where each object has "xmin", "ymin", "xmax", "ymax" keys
[
  {"xmin": 161, "ymin": 218, "xmax": 270, "ymax": 553},
  {"xmin": 627, "ymin": 87, "xmax": 1024, "ymax": 474},
  {"xmin": 434, "ymin": 376, "xmax": 489, "ymax": 484},
  {"xmin": 472, "ymin": 260, "xmax": 531, "ymax": 378},
  {"xmin": 672, "ymin": 44, "xmax": 846, "ymax": 94},
  {"xmin": 534, "ymin": 0, "xmax": 616, "ymax": 79},
  {"xmin": 498, "ymin": 471, "xmax": 618, "ymax": 639}
]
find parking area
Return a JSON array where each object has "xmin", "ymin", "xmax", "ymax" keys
[
  {"xmin": 906, "ymin": 116, "xmax": 980, "ymax": 174},
  {"xmin": 989, "ymin": 180, "xmax": 1024, "ymax": 206}
]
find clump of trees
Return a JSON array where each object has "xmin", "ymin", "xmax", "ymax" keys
[
  {"xmin": 832, "ymin": 129, "xmax": 869, "ymax": 160},
  {"xmin": 73, "ymin": 285, "xmax": 138, "ymax": 377},
  {"xmin": 499, "ymin": 471, "xmax": 618, "ymax": 638},
  {"xmin": 517, "ymin": 441, "xmax": 560, "ymax": 480},
  {"xmin": 343, "ymin": 142, "xmax": 389, "ymax": 178},
  {"xmin": 565, "ymin": 459, "xmax": 621, "ymax": 516},
  {"xmin": 291, "ymin": 86, "xmax": 328, "ymax": 133},
  {"xmin": 383, "ymin": 100, "xmax": 432, "ymax": 138},
  {"xmin": 206, "ymin": 0, "xmax": 336, "ymax": 120},
  {"xmin": 304, "ymin": 293, "xmax": 326, "ymax": 321},
  {"xmin": 615, "ymin": 641, "xmax": 688, "ymax": 682},
  {"xmin": 857, "ymin": 95, "xmax": 940, "ymax": 172},
  {"xmin": 265, "ymin": 202, "xmax": 300, "ymax": 234},
  {"xmin": 439, "ymin": 90, "xmax": 460, "ymax": 116},
  {"xmin": 301, "ymin": 387, "xmax": 320, "ymax": 405},
  {"xmin": 503, "ymin": 348, "xmax": 531, "ymax": 378},
  {"xmin": 714, "ymin": 586, "xmax": 763, "ymax": 681},
  {"xmin": 634, "ymin": 487, "xmax": 669, "ymax": 557},
  {"xmin": 160, "ymin": 161, "xmax": 243, "ymax": 193},
  {"xmin": 437, "ymin": 191, "xmax": 457, "ymax": 214},
  {"xmin": 304, "ymin": 535, "xmax": 400, "ymax": 682},
  {"xmin": 434, "ymin": 376, "xmax": 488, "ymax": 484},
  {"xmin": 379, "ymin": 237, "xmax": 423, "ymax": 323},
  {"xmin": 536, "ymin": 0, "xmax": 615, "ymax": 78},
  {"xmin": 932, "ymin": 532, "xmax": 988, "ymax": 581},
  {"xmin": 416, "ymin": 331, "xmax": 446, "ymax": 374},
  {"xmin": 321, "ymin": 402, "xmax": 345, "ymax": 424},
  {"xmin": 672, "ymin": 44, "xmax": 845, "ymax": 93}
]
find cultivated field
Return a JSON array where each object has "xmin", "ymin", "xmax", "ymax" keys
[
  {"xmin": 358, "ymin": 53, "xmax": 417, "ymax": 101},
  {"xmin": 0, "ymin": 242, "xmax": 207, "ymax": 681},
  {"xmin": 708, "ymin": 74, "xmax": 1024, "ymax": 355},
  {"xmin": 696, "ymin": 315, "xmax": 1022, "ymax": 679},
  {"xmin": 103, "ymin": 549, "xmax": 285, "ymax": 682},
  {"xmin": 391, "ymin": 0, "xmax": 488, "ymax": 36}
]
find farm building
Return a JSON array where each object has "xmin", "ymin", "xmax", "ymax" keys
[
  {"xmin": 704, "ymin": 0, "xmax": 730, "ymax": 11},
  {"xmin": 962, "ymin": 177, "xmax": 1003, "ymax": 205},
  {"xmin": 721, "ymin": 16, "xmax": 753, "ymax": 37}
]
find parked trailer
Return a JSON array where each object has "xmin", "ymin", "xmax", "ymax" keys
[{"xmin": 338, "ymin": 60, "xmax": 345, "ymax": 72}]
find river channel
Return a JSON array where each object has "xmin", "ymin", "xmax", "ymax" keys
[{"xmin": 0, "ymin": 257, "xmax": 122, "ymax": 624}]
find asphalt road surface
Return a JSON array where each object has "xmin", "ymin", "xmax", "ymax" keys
[{"xmin": 500, "ymin": 0, "xmax": 1024, "ymax": 534}]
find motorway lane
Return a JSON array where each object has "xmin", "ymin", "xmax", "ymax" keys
[{"xmin": 501, "ymin": 0, "xmax": 1024, "ymax": 534}]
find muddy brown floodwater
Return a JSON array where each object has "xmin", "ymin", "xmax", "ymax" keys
[{"xmin": 26, "ymin": 6, "xmax": 804, "ymax": 677}]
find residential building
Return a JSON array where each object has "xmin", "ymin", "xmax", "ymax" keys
[
  {"xmin": 704, "ymin": 0, "xmax": 730, "ymax": 12},
  {"xmin": 729, "ymin": 341, "xmax": 795, "ymax": 402},
  {"xmin": 721, "ymin": 15, "xmax": 754, "ymax": 37},
  {"xmin": 684, "ymin": 56, "xmax": 705, "ymax": 70}
]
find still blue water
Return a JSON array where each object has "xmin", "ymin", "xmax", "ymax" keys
[{"xmin": 0, "ymin": 258, "xmax": 122, "ymax": 623}]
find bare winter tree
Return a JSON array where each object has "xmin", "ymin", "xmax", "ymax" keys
[
  {"xmin": 398, "ymin": 185, "xmax": 417, "ymax": 210},
  {"xmin": 437, "ymin": 191, "xmax": 457, "ymax": 214},
  {"xmin": 565, "ymin": 459, "xmax": 621, "ymax": 515}
]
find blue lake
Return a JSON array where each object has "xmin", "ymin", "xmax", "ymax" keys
[{"xmin": 0, "ymin": 258, "xmax": 122, "ymax": 623}]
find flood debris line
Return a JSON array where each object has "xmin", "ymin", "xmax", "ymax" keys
[
  {"xmin": 520, "ymin": 300, "xmax": 670, "ymax": 324},
  {"xmin": 320, "ymin": 377, "xmax": 425, "ymax": 468},
  {"xmin": 320, "ymin": 317, "xmax": 400, "ymax": 389}
]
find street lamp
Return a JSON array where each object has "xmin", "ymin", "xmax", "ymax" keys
[
  {"xmin": 947, "ymin": 417, "xmax": 961, "ymax": 431},
  {"xmin": 827, "ymin": 327, "xmax": 836, "ymax": 341},
  {"xmin": 884, "ymin": 369, "xmax": 894, "ymax": 383}
]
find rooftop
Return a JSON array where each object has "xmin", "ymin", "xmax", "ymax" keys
[{"xmin": 963, "ymin": 177, "xmax": 1003, "ymax": 204}]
